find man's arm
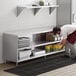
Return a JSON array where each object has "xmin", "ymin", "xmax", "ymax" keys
[
  {"xmin": 60, "ymin": 39, "xmax": 67, "ymax": 46},
  {"xmin": 58, "ymin": 39, "xmax": 67, "ymax": 48}
]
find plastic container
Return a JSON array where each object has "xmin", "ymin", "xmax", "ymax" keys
[{"xmin": 19, "ymin": 49, "xmax": 31, "ymax": 59}]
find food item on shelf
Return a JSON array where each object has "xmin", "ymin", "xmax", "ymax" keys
[
  {"xmin": 45, "ymin": 43, "xmax": 64, "ymax": 52},
  {"xmin": 45, "ymin": 45, "xmax": 53, "ymax": 53},
  {"xmin": 51, "ymin": 35, "xmax": 55, "ymax": 41},
  {"xmin": 53, "ymin": 44, "xmax": 63, "ymax": 51},
  {"xmin": 45, "ymin": 45, "xmax": 50, "ymax": 53},
  {"xmin": 57, "ymin": 44, "xmax": 63, "ymax": 49},
  {"xmin": 46, "ymin": 32, "xmax": 51, "ymax": 41},
  {"xmin": 46, "ymin": 32, "xmax": 62, "ymax": 42},
  {"xmin": 53, "ymin": 34, "xmax": 61, "ymax": 41},
  {"xmin": 53, "ymin": 35, "xmax": 57, "ymax": 41},
  {"xmin": 53, "ymin": 44, "xmax": 56, "ymax": 51},
  {"xmin": 46, "ymin": 32, "xmax": 54, "ymax": 41},
  {"xmin": 50, "ymin": 45, "xmax": 53, "ymax": 51},
  {"xmin": 56, "ymin": 34, "xmax": 61, "ymax": 41}
]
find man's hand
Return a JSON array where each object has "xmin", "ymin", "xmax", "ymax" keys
[
  {"xmin": 57, "ymin": 43, "xmax": 63, "ymax": 49},
  {"xmin": 58, "ymin": 39, "xmax": 66, "ymax": 48}
]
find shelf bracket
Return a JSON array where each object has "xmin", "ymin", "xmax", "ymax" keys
[
  {"xmin": 33, "ymin": 8, "xmax": 40, "ymax": 15},
  {"xmin": 17, "ymin": 5, "xmax": 59, "ymax": 16},
  {"xmin": 49, "ymin": 7, "xmax": 51, "ymax": 14},
  {"xmin": 17, "ymin": 7, "xmax": 25, "ymax": 16},
  {"xmin": 49, "ymin": 7, "xmax": 56, "ymax": 14}
]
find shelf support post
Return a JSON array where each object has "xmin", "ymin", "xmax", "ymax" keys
[
  {"xmin": 33, "ymin": 8, "xmax": 40, "ymax": 15},
  {"xmin": 49, "ymin": 7, "xmax": 51, "ymax": 14},
  {"xmin": 17, "ymin": 7, "xmax": 25, "ymax": 16}
]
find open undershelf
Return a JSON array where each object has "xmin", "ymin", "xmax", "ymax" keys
[
  {"xmin": 18, "ymin": 40, "xmax": 61, "ymax": 50},
  {"xmin": 17, "ymin": 5, "xmax": 59, "ymax": 16},
  {"xmin": 18, "ymin": 49, "xmax": 65, "ymax": 62},
  {"xmin": 4, "ymin": 26, "xmax": 64, "ymax": 65}
]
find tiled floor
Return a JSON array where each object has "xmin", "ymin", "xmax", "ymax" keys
[{"xmin": 0, "ymin": 61, "xmax": 76, "ymax": 76}]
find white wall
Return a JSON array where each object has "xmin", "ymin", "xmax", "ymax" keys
[
  {"xmin": 57, "ymin": 0, "xmax": 71, "ymax": 26},
  {"xmin": 0, "ymin": 0, "xmax": 57, "ymax": 63},
  {"xmin": 72, "ymin": 0, "xmax": 76, "ymax": 23},
  {"xmin": 72, "ymin": 0, "xmax": 76, "ymax": 13}
]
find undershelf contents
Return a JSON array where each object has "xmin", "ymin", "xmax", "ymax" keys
[
  {"xmin": 18, "ymin": 49, "xmax": 31, "ymax": 60},
  {"xmin": 46, "ymin": 32, "xmax": 63, "ymax": 42},
  {"xmin": 33, "ymin": 49, "xmax": 45, "ymax": 56},
  {"xmin": 45, "ymin": 43, "xmax": 64, "ymax": 53},
  {"xmin": 18, "ymin": 37, "xmax": 30, "ymax": 48},
  {"xmin": 3, "ymin": 26, "xmax": 65, "ymax": 65}
]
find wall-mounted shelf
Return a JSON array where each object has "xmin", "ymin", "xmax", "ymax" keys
[{"xmin": 17, "ymin": 5, "xmax": 59, "ymax": 16}]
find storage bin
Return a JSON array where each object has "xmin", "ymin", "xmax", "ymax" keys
[
  {"xmin": 18, "ymin": 37, "xmax": 30, "ymax": 48},
  {"xmin": 19, "ymin": 49, "xmax": 31, "ymax": 59},
  {"xmin": 33, "ymin": 49, "xmax": 45, "ymax": 56}
]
